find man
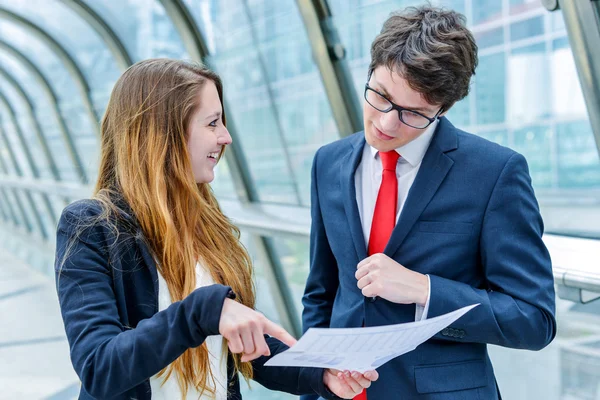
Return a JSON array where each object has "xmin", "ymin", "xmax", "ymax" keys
[{"xmin": 302, "ymin": 5, "xmax": 556, "ymax": 400}]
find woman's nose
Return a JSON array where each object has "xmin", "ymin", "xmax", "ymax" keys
[{"xmin": 218, "ymin": 128, "xmax": 233, "ymax": 145}]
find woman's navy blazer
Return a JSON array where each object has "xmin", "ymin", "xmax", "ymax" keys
[{"xmin": 55, "ymin": 199, "xmax": 335, "ymax": 400}]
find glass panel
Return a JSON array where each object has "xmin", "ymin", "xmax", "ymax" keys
[
  {"xmin": 510, "ymin": 16, "xmax": 545, "ymax": 42},
  {"xmin": 211, "ymin": 158, "xmax": 238, "ymax": 200},
  {"xmin": 513, "ymin": 124, "xmax": 554, "ymax": 188},
  {"xmin": 476, "ymin": 129, "xmax": 509, "ymax": 147},
  {"xmin": 0, "ymin": 0, "xmax": 121, "ymax": 115},
  {"xmin": 239, "ymin": 231, "xmax": 296, "ymax": 400},
  {"xmin": 0, "ymin": 21, "xmax": 91, "ymax": 181},
  {"xmin": 472, "ymin": 0, "xmax": 503, "ymax": 25},
  {"xmin": 0, "ymin": 77, "xmax": 51, "ymax": 179},
  {"xmin": 0, "ymin": 53, "xmax": 78, "ymax": 181},
  {"xmin": 475, "ymin": 26, "xmax": 504, "ymax": 49},
  {"xmin": 269, "ymin": 236, "xmax": 310, "ymax": 319},
  {"xmin": 475, "ymin": 52, "xmax": 506, "ymax": 125},
  {"xmin": 490, "ymin": 297, "xmax": 600, "ymax": 399},
  {"xmin": 556, "ymin": 121, "xmax": 600, "ymax": 189},
  {"xmin": 509, "ymin": 0, "xmax": 540, "ymax": 15},
  {"xmin": 508, "ymin": 43, "xmax": 550, "ymax": 124},
  {"xmin": 0, "ymin": 105, "xmax": 32, "ymax": 177},
  {"xmin": 82, "ymin": 0, "xmax": 188, "ymax": 61},
  {"xmin": 185, "ymin": 0, "xmax": 340, "ymax": 206}
]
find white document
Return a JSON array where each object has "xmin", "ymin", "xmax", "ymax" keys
[{"xmin": 265, "ymin": 303, "xmax": 479, "ymax": 372}]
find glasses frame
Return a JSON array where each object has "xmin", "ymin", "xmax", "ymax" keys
[{"xmin": 364, "ymin": 71, "xmax": 443, "ymax": 129}]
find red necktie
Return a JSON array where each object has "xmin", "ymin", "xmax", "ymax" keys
[
  {"xmin": 368, "ymin": 150, "xmax": 400, "ymax": 256},
  {"xmin": 355, "ymin": 150, "xmax": 399, "ymax": 400}
]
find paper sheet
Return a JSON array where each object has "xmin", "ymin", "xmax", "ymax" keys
[{"xmin": 265, "ymin": 303, "xmax": 479, "ymax": 372}]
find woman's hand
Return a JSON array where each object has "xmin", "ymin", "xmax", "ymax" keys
[
  {"xmin": 219, "ymin": 298, "xmax": 297, "ymax": 362},
  {"xmin": 323, "ymin": 369, "xmax": 379, "ymax": 399}
]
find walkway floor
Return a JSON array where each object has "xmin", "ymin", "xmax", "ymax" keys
[{"xmin": 0, "ymin": 250, "xmax": 79, "ymax": 400}]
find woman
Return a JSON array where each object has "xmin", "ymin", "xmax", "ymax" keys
[{"xmin": 55, "ymin": 59, "xmax": 378, "ymax": 400}]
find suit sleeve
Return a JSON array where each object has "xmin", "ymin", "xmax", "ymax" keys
[
  {"xmin": 427, "ymin": 152, "xmax": 556, "ymax": 350},
  {"xmin": 302, "ymin": 148, "xmax": 340, "ymax": 332},
  {"xmin": 301, "ymin": 149, "xmax": 340, "ymax": 400},
  {"xmin": 251, "ymin": 337, "xmax": 342, "ymax": 399},
  {"xmin": 55, "ymin": 208, "xmax": 230, "ymax": 399}
]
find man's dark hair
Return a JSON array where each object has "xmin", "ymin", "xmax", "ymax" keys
[{"xmin": 369, "ymin": 5, "xmax": 478, "ymax": 112}]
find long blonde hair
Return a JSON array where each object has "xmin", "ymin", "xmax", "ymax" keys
[{"xmin": 95, "ymin": 58, "xmax": 255, "ymax": 396}]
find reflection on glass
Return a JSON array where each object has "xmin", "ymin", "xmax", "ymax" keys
[
  {"xmin": 475, "ymin": 26, "xmax": 504, "ymax": 49},
  {"xmin": 472, "ymin": 0, "xmax": 503, "ymax": 25},
  {"xmin": 475, "ymin": 53, "xmax": 505, "ymax": 125},
  {"xmin": 0, "ymin": 0, "xmax": 121, "ymax": 114},
  {"xmin": 513, "ymin": 125, "xmax": 553, "ymax": 188},
  {"xmin": 508, "ymin": 43, "xmax": 550, "ymax": 124},
  {"xmin": 557, "ymin": 121, "xmax": 600, "ymax": 189},
  {"xmin": 0, "ymin": 54, "xmax": 78, "ymax": 181},
  {"xmin": 491, "ymin": 298, "xmax": 600, "ymax": 399},
  {"xmin": 510, "ymin": 16, "xmax": 544, "ymax": 42},
  {"xmin": 477, "ymin": 130, "xmax": 509, "ymax": 147},
  {"xmin": 239, "ymin": 231, "xmax": 296, "ymax": 400},
  {"xmin": 184, "ymin": 0, "xmax": 339, "ymax": 206},
  {"xmin": 509, "ymin": 0, "xmax": 540, "ymax": 15},
  {"xmin": 0, "ymin": 79, "xmax": 51, "ymax": 178},
  {"xmin": 269, "ymin": 236, "xmax": 310, "ymax": 319}
]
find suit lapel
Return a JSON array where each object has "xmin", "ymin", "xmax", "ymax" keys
[
  {"xmin": 341, "ymin": 133, "xmax": 368, "ymax": 261},
  {"xmin": 385, "ymin": 118, "xmax": 458, "ymax": 258}
]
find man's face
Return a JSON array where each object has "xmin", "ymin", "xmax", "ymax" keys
[{"xmin": 363, "ymin": 66, "xmax": 445, "ymax": 152}]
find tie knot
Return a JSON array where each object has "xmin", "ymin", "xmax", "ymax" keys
[{"xmin": 380, "ymin": 150, "xmax": 400, "ymax": 171}]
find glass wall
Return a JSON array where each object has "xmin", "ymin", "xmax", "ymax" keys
[{"xmin": 0, "ymin": 0, "xmax": 599, "ymax": 399}]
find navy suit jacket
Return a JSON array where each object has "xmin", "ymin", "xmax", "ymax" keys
[
  {"xmin": 302, "ymin": 117, "xmax": 556, "ymax": 399},
  {"xmin": 55, "ymin": 199, "xmax": 337, "ymax": 400}
]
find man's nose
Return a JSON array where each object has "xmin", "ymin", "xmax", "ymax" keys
[{"xmin": 380, "ymin": 110, "xmax": 400, "ymax": 131}]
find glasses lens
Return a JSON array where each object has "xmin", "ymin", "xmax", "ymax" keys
[
  {"xmin": 400, "ymin": 110, "xmax": 430, "ymax": 129},
  {"xmin": 365, "ymin": 88, "xmax": 391, "ymax": 112}
]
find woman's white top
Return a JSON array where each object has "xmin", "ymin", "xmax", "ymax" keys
[{"xmin": 150, "ymin": 263, "xmax": 228, "ymax": 399}]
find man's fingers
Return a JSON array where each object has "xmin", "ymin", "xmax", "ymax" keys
[
  {"xmin": 263, "ymin": 319, "xmax": 297, "ymax": 348},
  {"xmin": 355, "ymin": 264, "xmax": 370, "ymax": 280},
  {"xmin": 350, "ymin": 371, "xmax": 372, "ymax": 389},
  {"xmin": 357, "ymin": 257, "xmax": 371, "ymax": 269},
  {"xmin": 364, "ymin": 370, "xmax": 379, "ymax": 381},
  {"xmin": 361, "ymin": 282, "xmax": 377, "ymax": 298},
  {"xmin": 341, "ymin": 371, "xmax": 363, "ymax": 394},
  {"xmin": 357, "ymin": 275, "xmax": 371, "ymax": 290}
]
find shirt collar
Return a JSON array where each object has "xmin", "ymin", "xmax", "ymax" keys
[{"xmin": 369, "ymin": 118, "xmax": 439, "ymax": 167}]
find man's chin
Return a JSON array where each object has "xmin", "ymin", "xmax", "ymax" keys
[{"xmin": 365, "ymin": 133, "xmax": 400, "ymax": 152}]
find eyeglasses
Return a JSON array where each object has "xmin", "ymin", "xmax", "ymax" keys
[{"xmin": 364, "ymin": 82, "xmax": 443, "ymax": 129}]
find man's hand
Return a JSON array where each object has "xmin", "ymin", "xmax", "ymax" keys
[
  {"xmin": 219, "ymin": 298, "xmax": 297, "ymax": 362},
  {"xmin": 323, "ymin": 369, "xmax": 379, "ymax": 399},
  {"xmin": 356, "ymin": 253, "xmax": 429, "ymax": 305}
]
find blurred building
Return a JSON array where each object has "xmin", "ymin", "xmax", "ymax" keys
[{"xmin": 1, "ymin": 0, "xmax": 600, "ymax": 399}]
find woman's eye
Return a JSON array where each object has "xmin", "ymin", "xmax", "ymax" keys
[{"xmin": 209, "ymin": 119, "xmax": 218, "ymax": 127}]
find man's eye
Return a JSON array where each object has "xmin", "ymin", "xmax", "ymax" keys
[{"xmin": 209, "ymin": 119, "xmax": 218, "ymax": 127}]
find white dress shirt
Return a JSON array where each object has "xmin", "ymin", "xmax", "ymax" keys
[
  {"xmin": 150, "ymin": 263, "xmax": 228, "ymax": 400},
  {"xmin": 355, "ymin": 119, "xmax": 438, "ymax": 321}
]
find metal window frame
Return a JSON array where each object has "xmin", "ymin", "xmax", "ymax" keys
[
  {"xmin": 0, "ymin": 39, "xmax": 88, "ymax": 183},
  {"xmin": 296, "ymin": 0, "xmax": 363, "ymax": 137},
  {"xmin": 59, "ymin": 0, "xmax": 133, "ymax": 71},
  {"xmin": 0, "ymin": 87, "xmax": 57, "ymax": 229},
  {"xmin": 0, "ymin": 6, "xmax": 101, "ymax": 143},
  {"xmin": 159, "ymin": 0, "xmax": 302, "ymax": 337}
]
